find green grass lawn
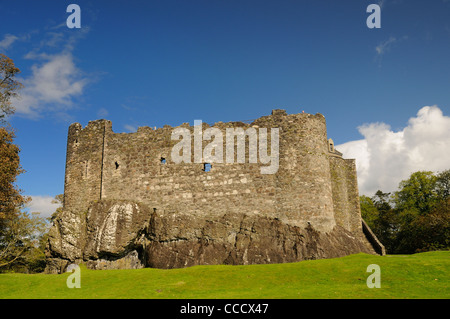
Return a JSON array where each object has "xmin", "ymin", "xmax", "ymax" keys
[{"xmin": 0, "ymin": 251, "xmax": 448, "ymax": 299}]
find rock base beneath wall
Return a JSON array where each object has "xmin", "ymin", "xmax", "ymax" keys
[{"xmin": 45, "ymin": 200, "xmax": 377, "ymax": 273}]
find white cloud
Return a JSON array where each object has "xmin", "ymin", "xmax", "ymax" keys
[
  {"xmin": 6, "ymin": 26, "xmax": 91, "ymax": 119},
  {"xmin": 336, "ymin": 106, "xmax": 450, "ymax": 196},
  {"xmin": 124, "ymin": 124, "xmax": 137, "ymax": 132},
  {"xmin": 0, "ymin": 32, "xmax": 32, "ymax": 51},
  {"xmin": 97, "ymin": 107, "xmax": 109, "ymax": 118},
  {"xmin": 26, "ymin": 195, "xmax": 61, "ymax": 219},
  {"xmin": 374, "ymin": 35, "xmax": 408, "ymax": 66},
  {"xmin": 12, "ymin": 52, "xmax": 88, "ymax": 118},
  {"xmin": 375, "ymin": 36, "xmax": 397, "ymax": 56},
  {"xmin": 0, "ymin": 34, "xmax": 19, "ymax": 50}
]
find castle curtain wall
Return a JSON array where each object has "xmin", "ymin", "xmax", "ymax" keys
[{"xmin": 63, "ymin": 111, "xmax": 359, "ymax": 234}]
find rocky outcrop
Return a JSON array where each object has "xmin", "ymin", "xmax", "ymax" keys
[
  {"xmin": 45, "ymin": 200, "xmax": 151, "ymax": 273},
  {"xmin": 45, "ymin": 200, "xmax": 377, "ymax": 273}
]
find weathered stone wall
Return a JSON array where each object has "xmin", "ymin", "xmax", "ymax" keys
[
  {"xmin": 64, "ymin": 110, "xmax": 338, "ymax": 233},
  {"xmin": 329, "ymin": 156, "xmax": 362, "ymax": 234},
  {"xmin": 64, "ymin": 121, "xmax": 107, "ymax": 213},
  {"xmin": 47, "ymin": 109, "xmax": 386, "ymax": 272}
]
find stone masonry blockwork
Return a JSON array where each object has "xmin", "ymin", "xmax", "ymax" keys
[
  {"xmin": 45, "ymin": 109, "xmax": 385, "ymax": 272},
  {"xmin": 64, "ymin": 110, "xmax": 342, "ymax": 232}
]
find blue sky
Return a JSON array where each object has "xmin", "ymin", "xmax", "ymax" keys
[{"xmin": 1, "ymin": 0, "xmax": 449, "ymax": 216}]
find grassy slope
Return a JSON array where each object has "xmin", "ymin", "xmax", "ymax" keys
[{"xmin": 0, "ymin": 251, "xmax": 448, "ymax": 299}]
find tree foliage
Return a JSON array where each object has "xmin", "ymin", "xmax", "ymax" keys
[
  {"xmin": 0, "ymin": 127, "xmax": 28, "ymax": 221},
  {"xmin": 360, "ymin": 195, "xmax": 378, "ymax": 227},
  {"xmin": 0, "ymin": 54, "xmax": 26, "ymax": 220},
  {"xmin": 0, "ymin": 211, "xmax": 47, "ymax": 272},
  {"xmin": 0, "ymin": 53, "xmax": 23, "ymax": 121},
  {"xmin": 394, "ymin": 171, "xmax": 438, "ymax": 214},
  {"xmin": 0, "ymin": 54, "xmax": 48, "ymax": 272},
  {"xmin": 361, "ymin": 190, "xmax": 400, "ymax": 253},
  {"xmin": 0, "ymin": 126, "xmax": 30, "ymax": 269},
  {"xmin": 50, "ymin": 194, "xmax": 64, "ymax": 221},
  {"xmin": 361, "ymin": 169, "xmax": 450, "ymax": 254}
]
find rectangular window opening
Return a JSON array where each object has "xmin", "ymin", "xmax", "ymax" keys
[{"xmin": 203, "ymin": 163, "xmax": 211, "ymax": 172}]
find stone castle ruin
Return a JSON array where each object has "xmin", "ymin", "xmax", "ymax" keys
[{"xmin": 45, "ymin": 109, "xmax": 384, "ymax": 273}]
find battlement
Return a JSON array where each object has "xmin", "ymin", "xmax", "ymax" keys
[{"xmin": 63, "ymin": 110, "xmax": 361, "ymax": 234}]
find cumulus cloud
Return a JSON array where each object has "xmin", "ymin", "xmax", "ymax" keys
[
  {"xmin": 7, "ymin": 27, "xmax": 90, "ymax": 119},
  {"xmin": 336, "ymin": 106, "xmax": 450, "ymax": 196},
  {"xmin": 26, "ymin": 195, "xmax": 61, "ymax": 219},
  {"xmin": 12, "ymin": 52, "xmax": 88, "ymax": 118}
]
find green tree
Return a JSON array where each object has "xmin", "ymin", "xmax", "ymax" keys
[
  {"xmin": 360, "ymin": 191, "xmax": 400, "ymax": 253},
  {"xmin": 360, "ymin": 195, "xmax": 378, "ymax": 230},
  {"xmin": 395, "ymin": 198, "xmax": 450, "ymax": 253},
  {"xmin": 0, "ymin": 194, "xmax": 64, "ymax": 273},
  {"xmin": 0, "ymin": 210, "xmax": 47, "ymax": 271},
  {"xmin": 412, "ymin": 198, "xmax": 449, "ymax": 252},
  {"xmin": 394, "ymin": 171, "xmax": 438, "ymax": 215},
  {"xmin": 361, "ymin": 171, "xmax": 449, "ymax": 254},
  {"xmin": 392, "ymin": 170, "xmax": 449, "ymax": 253},
  {"xmin": 371, "ymin": 190, "xmax": 399, "ymax": 253},
  {"xmin": 435, "ymin": 169, "xmax": 450, "ymax": 200}
]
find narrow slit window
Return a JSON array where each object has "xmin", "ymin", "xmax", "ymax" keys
[
  {"xmin": 203, "ymin": 163, "xmax": 211, "ymax": 172},
  {"xmin": 115, "ymin": 161, "xmax": 119, "ymax": 169}
]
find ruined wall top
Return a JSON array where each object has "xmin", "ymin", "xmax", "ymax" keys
[{"xmin": 69, "ymin": 109, "xmax": 326, "ymax": 134}]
